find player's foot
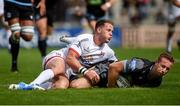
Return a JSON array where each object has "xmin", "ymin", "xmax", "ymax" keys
[
  {"xmin": 8, "ymin": 82, "xmax": 45, "ymax": 90},
  {"xmin": 59, "ymin": 35, "xmax": 73, "ymax": 44},
  {"xmin": 11, "ymin": 62, "xmax": 18, "ymax": 72},
  {"xmin": 9, "ymin": 82, "xmax": 31, "ymax": 90},
  {"xmin": 30, "ymin": 84, "xmax": 45, "ymax": 90}
]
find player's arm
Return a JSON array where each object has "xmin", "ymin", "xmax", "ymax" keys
[
  {"xmin": 172, "ymin": 0, "xmax": 180, "ymax": 7},
  {"xmin": 101, "ymin": 0, "xmax": 116, "ymax": 11},
  {"xmin": 107, "ymin": 61, "xmax": 124, "ymax": 88},
  {"xmin": 66, "ymin": 48, "xmax": 100, "ymax": 85},
  {"xmin": 66, "ymin": 48, "xmax": 82, "ymax": 72}
]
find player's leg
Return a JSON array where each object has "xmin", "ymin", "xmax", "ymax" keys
[
  {"xmin": 166, "ymin": 21, "xmax": 176, "ymax": 53},
  {"xmin": 19, "ymin": 2, "xmax": 34, "ymax": 42},
  {"xmin": 36, "ymin": 17, "xmax": 48, "ymax": 58},
  {"xmin": 70, "ymin": 77, "xmax": 92, "ymax": 88},
  {"xmin": 30, "ymin": 53, "xmax": 68, "ymax": 89},
  {"xmin": 108, "ymin": 61, "xmax": 125, "ymax": 87},
  {"xmin": 34, "ymin": 3, "xmax": 48, "ymax": 58},
  {"xmin": 20, "ymin": 20, "xmax": 34, "ymax": 41},
  {"xmin": 7, "ymin": 18, "xmax": 21, "ymax": 72},
  {"xmin": 52, "ymin": 75, "xmax": 69, "ymax": 89},
  {"xmin": 4, "ymin": 2, "xmax": 21, "ymax": 72}
]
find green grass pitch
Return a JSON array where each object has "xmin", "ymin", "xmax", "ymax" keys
[{"xmin": 0, "ymin": 47, "xmax": 180, "ymax": 105}]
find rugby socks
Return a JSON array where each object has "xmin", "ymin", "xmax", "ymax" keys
[
  {"xmin": 9, "ymin": 37, "xmax": 20, "ymax": 72},
  {"xmin": 166, "ymin": 36, "xmax": 173, "ymax": 53},
  {"xmin": 38, "ymin": 38, "xmax": 47, "ymax": 58},
  {"xmin": 30, "ymin": 69, "xmax": 54, "ymax": 85}
]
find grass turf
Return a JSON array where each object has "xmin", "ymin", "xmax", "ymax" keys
[{"xmin": 0, "ymin": 47, "xmax": 180, "ymax": 105}]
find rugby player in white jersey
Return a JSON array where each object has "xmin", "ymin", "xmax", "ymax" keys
[
  {"xmin": 166, "ymin": 0, "xmax": 180, "ymax": 53},
  {"xmin": 9, "ymin": 19, "xmax": 117, "ymax": 90}
]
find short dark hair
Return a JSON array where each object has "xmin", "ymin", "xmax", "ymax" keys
[
  {"xmin": 95, "ymin": 19, "xmax": 114, "ymax": 31},
  {"xmin": 158, "ymin": 52, "xmax": 175, "ymax": 63}
]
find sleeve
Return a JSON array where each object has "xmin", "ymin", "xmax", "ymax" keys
[
  {"xmin": 68, "ymin": 34, "xmax": 86, "ymax": 56},
  {"xmin": 69, "ymin": 42, "xmax": 82, "ymax": 56},
  {"xmin": 107, "ymin": 47, "xmax": 118, "ymax": 62},
  {"xmin": 126, "ymin": 57, "xmax": 145, "ymax": 73}
]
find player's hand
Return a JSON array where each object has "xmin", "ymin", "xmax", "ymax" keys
[
  {"xmin": 101, "ymin": 2, "xmax": 111, "ymax": 11},
  {"xmin": 36, "ymin": 1, "xmax": 46, "ymax": 16},
  {"xmin": 84, "ymin": 70, "xmax": 100, "ymax": 85}
]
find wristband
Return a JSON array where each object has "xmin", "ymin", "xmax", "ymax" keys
[
  {"xmin": 105, "ymin": 2, "xmax": 111, "ymax": 8},
  {"xmin": 78, "ymin": 66, "xmax": 88, "ymax": 75}
]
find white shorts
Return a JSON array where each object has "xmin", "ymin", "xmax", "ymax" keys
[{"xmin": 42, "ymin": 50, "xmax": 77, "ymax": 79}]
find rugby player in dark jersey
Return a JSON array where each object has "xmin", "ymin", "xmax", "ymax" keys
[{"xmin": 107, "ymin": 52, "xmax": 174, "ymax": 88}]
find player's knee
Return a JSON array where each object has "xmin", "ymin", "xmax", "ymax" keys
[
  {"xmin": 21, "ymin": 35, "xmax": 33, "ymax": 41},
  {"xmin": 10, "ymin": 23, "xmax": 21, "ymax": 42},
  {"xmin": 21, "ymin": 26, "xmax": 34, "ymax": 41},
  {"xmin": 70, "ymin": 80, "xmax": 80, "ymax": 88},
  {"xmin": 70, "ymin": 79, "xmax": 90, "ymax": 88},
  {"xmin": 53, "ymin": 78, "xmax": 69, "ymax": 89}
]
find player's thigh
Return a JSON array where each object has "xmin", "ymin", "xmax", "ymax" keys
[
  {"xmin": 70, "ymin": 77, "xmax": 92, "ymax": 88},
  {"xmin": 45, "ymin": 57, "xmax": 66, "ymax": 76},
  {"xmin": 36, "ymin": 17, "xmax": 47, "ymax": 38}
]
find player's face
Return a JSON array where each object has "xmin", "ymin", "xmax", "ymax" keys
[
  {"xmin": 154, "ymin": 57, "xmax": 173, "ymax": 76},
  {"xmin": 99, "ymin": 23, "xmax": 113, "ymax": 43}
]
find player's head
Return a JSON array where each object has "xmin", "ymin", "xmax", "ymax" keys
[
  {"xmin": 153, "ymin": 52, "xmax": 174, "ymax": 77},
  {"xmin": 95, "ymin": 20, "xmax": 114, "ymax": 31},
  {"xmin": 94, "ymin": 20, "xmax": 114, "ymax": 44}
]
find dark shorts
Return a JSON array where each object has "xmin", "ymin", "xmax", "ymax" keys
[{"xmin": 4, "ymin": 1, "xmax": 34, "ymax": 21}]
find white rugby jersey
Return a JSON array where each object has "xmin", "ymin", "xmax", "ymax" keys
[{"xmin": 59, "ymin": 33, "xmax": 117, "ymax": 68}]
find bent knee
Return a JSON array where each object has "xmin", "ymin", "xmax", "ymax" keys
[
  {"xmin": 21, "ymin": 35, "xmax": 33, "ymax": 41},
  {"xmin": 70, "ymin": 81, "xmax": 80, "ymax": 88},
  {"xmin": 53, "ymin": 78, "xmax": 69, "ymax": 89},
  {"xmin": 70, "ymin": 79, "xmax": 91, "ymax": 88},
  {"xmin": 54, "ymin": 83, "xmax": 69, "ymax": 89},
  {"xmin": 21, "ymin": 25, "xmax": 34, "ymax": 41}
]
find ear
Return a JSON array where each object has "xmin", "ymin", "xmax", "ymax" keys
[{"xmin": 97, "ymin": 27, "xmax": 101, "ymax": 33}]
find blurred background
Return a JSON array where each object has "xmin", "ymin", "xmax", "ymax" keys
[{"xmin": 0, "ymin": 0, "xmax": 180, "ymax": 48}]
